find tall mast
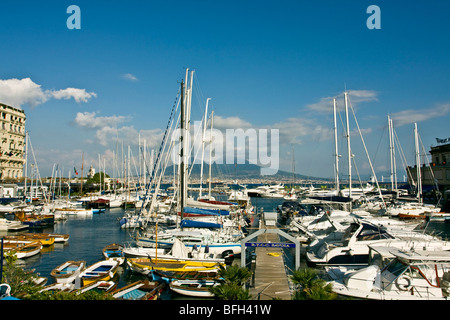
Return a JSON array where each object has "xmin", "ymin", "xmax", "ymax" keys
[
  {"xmin": 414, "ymin": 123, "xmax": 422, "ymax": 203},
  {"xmin": 80, "ymin": 152, "xmax": 84, "ymax": 194},
  {"xmin": 179, "ymin": 79, "xmax": 186, "ymax": 219},
  {"xmin": 199, "ymin": 98, "xmax": 211, "ymax": 198},
  {"xmin": 344, "ymin": 91, "xmax": 351, "ymax": 199},
  {"xmin": 333, "ymin": 98, "xmax": 340, "ymax": 194},
  {"xmin": 208, "ymin": 111, "xmax": 214, "ymax": 199},
  {"xmin": 388, "ymin": 115, "xmax": 394, "ymax": 190}
]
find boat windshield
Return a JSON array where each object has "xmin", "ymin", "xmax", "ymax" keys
[
  {"xmin": 356, "ymin": 223, "xmax": 394, "ymax": 241},
  {"xmin": 384, "ymin": 259, "xmax": 408, "ymax": 277}
]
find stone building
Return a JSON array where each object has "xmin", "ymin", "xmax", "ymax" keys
[
  {"xmin": 408, "ymin": 139, "xmax": 450, "ymax": 206},
  {"xmin": 0, "ymin": 103, "xmax": 26, "ymax": 179}
]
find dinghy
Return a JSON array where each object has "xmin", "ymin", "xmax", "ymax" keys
[
  {"xmin": 169, "ymin": 279, "xmax": 219, "ymax": 297},
  {"xmin": 102, "ymin": 243, "xmax": 125, "ymax": 265},
  {"xmin": 78, "ymin": 260, "xmax": 119, "ymax": 286},
  {"xmin": 50, "ymin": 260, "xmax": 86, "ymax": 284},
  {"xmin": 112, "ymin": 280, "xmax": 165, "ymax": 300}
]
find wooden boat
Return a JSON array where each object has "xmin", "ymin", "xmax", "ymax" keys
[
  {"xmin": 78, "ymin": 260, "xmax": 119, "ymax": 286},
  {"xmin": 169, "ymin": 279, "xmax": 219, "ymax": 297},
  {"xmin": 75, "ymin": 280, "xmax": 117, "ymax": 295},
  {"xmin": 6, "ymin": 233, "xmax": 55, "ymax": 246},
  {"xmin": 127, "ymin": 257, "xmax": 224, "ymax": 275},
  {"xmin": 151, "ymin": 269, "xmax": 220, "ymax": 283},
  {"xmin": 2, "ymin": 240, "xmax": 42, "ymax": 259},
  {"xmin": 20, "ymin": 214, "xmax": 55, "ymax": 228},
  {"xmin": 112, "ymin": 280, "xmax": 165, "ymax": 300},
  {"xmin": 50, "ymin": 260, "xmax": 86, "ymax": 284},
  {"xmin": 39, "ymin": 282, "xmax": 75, "ymax": 293},
  {"xmin": 48, "ymin": 233, "xmax": 70, "ymax": 243},
  {"xmin": 102, "ymin": 243, "xmax": 125, "ymax": 265}
]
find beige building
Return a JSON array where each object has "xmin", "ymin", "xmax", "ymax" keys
[
  {"xmin": 408, "ymin": 140, "xmax": 450, "ymax": 204},
  {"xmin": 0, "ymin": 103, "xmax": 26, "ymax": 179}
]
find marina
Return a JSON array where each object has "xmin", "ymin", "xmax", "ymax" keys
[{"xmin": 2, "ymin": 190, "xmax": 450, "ymax": 301}]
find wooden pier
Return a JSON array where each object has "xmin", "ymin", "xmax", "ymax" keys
[{"xmin": 246, "ymin": 213, "xmax": 295, "ymax": 300}]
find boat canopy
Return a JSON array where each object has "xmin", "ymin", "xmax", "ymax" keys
[
  {"xmin": 183, "ymin": 207, "xmax": 230, "ymax": 216},
  {"xmin": 180, "ymin": 219, "xmax": 223, "ymax": 229}
]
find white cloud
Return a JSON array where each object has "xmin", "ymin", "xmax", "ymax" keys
[
  {"xmin": 73, "ymin": 111, "xmax": 163, "ymax": 147},
  {"xmin": 50, "ymin": 88, "xmax": 97, "ymax": 103},
  {"xmin": 0, "ymin": 78, "xmax": 96, "ymax": 108},
  {"xmin": 390, "ymin": 102, "xmax": 450, "ymax": 127},
  {"xmin": 213, "ymin": 115, "xmax": 252, "ymax": 130},
  {"xmin": 306, "ymin": 90, "xmax": 378, "ymax": 114},
  {"xmin": 74, "ymin": 111, "xmax": 131, "ymax": 129},
  {"xmin": 122, "ymin": 73, "xmax": 138, "ymax": 82}
]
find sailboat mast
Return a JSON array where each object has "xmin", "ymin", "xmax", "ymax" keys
[
  {"xmin": 199, "ymin": 98, "xmax": 211, "ymax": 198},
  {"xmin": 344, "ymin": 91, "xmax": 351, "ymax": 199},
  {"xmin": 388, "ymin": 115, "xmax": 394, "ymax": 191},
  {"xmin": 180, "ymin": 79, "xmax": 186, "ymax": 219},
  {"xmin": 414, "ymin": 123, "xmax": 422, "ymax": 203},
  {"xmin": 208, "ymin": 111, "xmax": 214, "ymax": 199},
  {"xmin": 333, "ymin": 98, "xmax": 340, "ymax": 194}
]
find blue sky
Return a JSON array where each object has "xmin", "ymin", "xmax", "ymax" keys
[{"xmin": 1, "ymin": 0, "xmax": 449, "ymax": 181}]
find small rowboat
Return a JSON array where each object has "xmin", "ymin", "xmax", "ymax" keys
[
  {"xmin": 75, "ymin": 280, "xmax": 117, "ymax": 295},
  {"xmin": 152, "ymin": 269, "xmax": 220, "ymax": 283},
  {"xmin": 47, "ymin": 233, "xmax": 70, "ymax": 243},
  {"xmin": 169, "ymin": 279, "xmax": 219, "ymax": 298},
  {"xmin": 127, "ymin": 258, "xmax": 224, "ymax": 275},
  {"xmin": 78, "ymin": 260, "xmax": 119, "ymax": 286},
  {"xmin": 2, "ymin": 240, "xmax": 42, "ymax": 259},
  {"xmin": 51, "ymin": 260, "xmax": 86, "ymax": 284},
  {"xmin": 112, "ymin": 280, "xmax": 165, "ymax": 300},
  {"xmin": 102, "ymin": 243, "xmax": 125, "ymax": 265},
  {"xmin": 4, "ymin": 234, "xmax": 54, "ymax": 246}
]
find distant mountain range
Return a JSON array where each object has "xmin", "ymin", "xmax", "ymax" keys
[{"xmin": 163, "ymin": 163, "xmax": 332, "ymax": 181}]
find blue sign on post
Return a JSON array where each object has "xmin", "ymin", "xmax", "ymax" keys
[{"xmin": 245, "ymin": 242, "xmax": 296, "ymax": 248}]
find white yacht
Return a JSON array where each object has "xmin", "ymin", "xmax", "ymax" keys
[
  {"xmin": 326, "ymin": 247, "xmax": 450, "ymax": 300},
  {"xmin": 306, "ymin": 220, "xmax": 450, "ymax": 267}
]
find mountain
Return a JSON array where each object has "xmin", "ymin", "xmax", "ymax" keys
[{"xmin": 163, "ymin": 162, "xmax": 330, "ymax": 181}]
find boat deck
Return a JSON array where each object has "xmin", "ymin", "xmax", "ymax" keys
[{"xmin": 249, "ymin": 219, "xmax": 292, "ymax": 300}]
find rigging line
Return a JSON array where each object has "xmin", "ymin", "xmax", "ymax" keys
[
  {"xmin": 393, "ymin": 128, "xmax": 414, "ymax": 186},
  {"xmin": 371, "ymin": 121, "xmax": 388, "ymax": 168},
  {"xmin": 137, "ymin": 89, "xmax": 181, "ymax": 216},
  {"xmin": 417, "ymin": 130, "xmax": 441, "ymax": 206},
  {"xmin": 347, "ymin": 96, "xmax": 386, "ymax": 209}
]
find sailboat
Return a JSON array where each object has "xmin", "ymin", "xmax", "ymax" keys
[
  {"xmin": 385, "ymin": 123, "xmax": 441, "ymax": 218},
  {"xmin": 134, "ymin": 70, "xmax": 244, "ymax": 259}
]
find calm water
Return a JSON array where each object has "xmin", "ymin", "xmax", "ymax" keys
[{"xmin": 5, "ymin": 196, "xmax": 450, "ymax": 298}]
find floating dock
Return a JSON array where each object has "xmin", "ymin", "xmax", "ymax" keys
[{"xmin": 248, "ymin": 212, "xmax": 293, "ymax": 300}]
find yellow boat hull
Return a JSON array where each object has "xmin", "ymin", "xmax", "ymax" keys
[{"xmin": 128, "ymin": 258, "xmax": 224, "ymax": 273}]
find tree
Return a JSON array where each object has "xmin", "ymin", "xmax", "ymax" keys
[
  {"xmin": 86, "ymin": 172, "xmax": 110, "ymax": 184},
  {"xmin": 209, "ymin": 265, "xmax": 253, "ymax": 300},
  {"xmin": 290, "ymin": 268, "xmax": 337, "ymax": 300},
  {"xmin": 1, "ymin": 250, "xmax": 42, "ymax": 298}
]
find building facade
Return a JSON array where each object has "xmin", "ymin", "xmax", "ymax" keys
[
  {"xmin": 0, "ymin": 103, "xmax": 26, "ymax": 179},
  {"xmin": 408, "ymin": 140, "xmax": 450, "ymax": 205}
]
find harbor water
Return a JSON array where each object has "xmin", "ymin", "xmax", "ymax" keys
[{"xmin": 3, "ymin": 197, "xmax": 450, "ymax": 300}]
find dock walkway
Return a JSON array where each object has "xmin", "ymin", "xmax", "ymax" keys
[{"xmin": 248, "ymin": 215, "xmax": 292, "ymax": 300}]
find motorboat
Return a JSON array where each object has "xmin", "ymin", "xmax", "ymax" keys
[
  {"xmin": 326, "ymin": 247, "xmax": 450, "ymax": 300},
  {"xmin": 306, "ymin": 220, "xmax": 450, "ymax": 268}
]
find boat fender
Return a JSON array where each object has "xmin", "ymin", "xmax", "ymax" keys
[{"xmin": 395, "ymin": 275, "xmax": 412, "ymax": 291}]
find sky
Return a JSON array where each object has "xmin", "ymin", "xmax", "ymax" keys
[{"xmin": 1, "ymin": 0, "xmax": 450, "ymax": 181}]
